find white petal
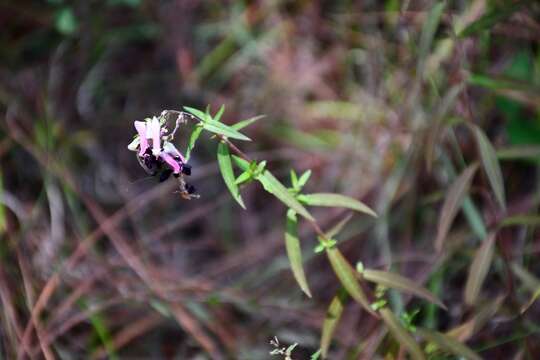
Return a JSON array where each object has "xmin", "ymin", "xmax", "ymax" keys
[
  {"xmin": 151, "ymin": 117, "xmax": 161, "ymax": 155},
  {"xmin": 127, "ymin": 137, "xmax": 140, "ymax": 151}
]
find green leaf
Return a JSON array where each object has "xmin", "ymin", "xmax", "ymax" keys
[
  {"xmin": 183, "ymin": 106, "xmax": 209, "ymax": 122},
  {"xmin": 379, "ymin": 308, "xmax": 426, "ymax": 360},
  {"xmin": 320, "ymin": 290, "xmax": 346, "ymax": 359},
  {"xmin": 472, "ymin": 126, "xmax": 506, "ymax": 210},
  {"xmin": 185, "ymin": 125, "xmax": 203, "ymax": 162},
  {"xmin": 497, "ymin": 145, "xmax": 540, "ymax": 160},
  {"xmin": 234, "ymin": 171, "xmax": 252, "ymax": 185},
  {"xmin": 255, "ymin": 161, "xmax": 266, "ymax": 175},
  {"xmin": 325, "ymin": 213, "xmax": 353, "ymax": 239},
  {"xmin": 446, "ymin": 295, "xmax": 504, "ymax": 342},
  {"xmin": 290, "ymin": 170, "xmax": 299, "ymax": 189},
  {"xmin": 202, "ymin": 119, "xmax": 251, "ymax": 141},
  {"xmin": 314, "ymin": 243, "xmax": 325, "ymax": 254},
  {"xmin": 231, "ymin": 155, "xmax": 250, "ymax": 171},
  {"xmin": 511, "ymin": 263, "xmax": 540, "ymax": 291},
  {"xmin": 231, "ymin": 115, "xmax": 265, "ymax": 130},
  {"xmin": 217, "ymin": 142, "xmax": 246, "ymax": 209},
  {"xmin": 311, "ymin": 349, "xmax": 322, "ymax": 360},
  {"xmin": 285, "ymin": 209, "xmax": 312, "ymax": 298},
  {"xmin": 500, "ymin": 214, "xmax": 540, "ymax": 228},
  {"xmin": 510, "ymin": 263, "xmax": 540, "ymax": 314},
  {"xmin": 362, "ymin": 269, "xmax": 446, "ymax": 310},
  {"xmin": 299, "ymin": 193, "xmax": 377, "ymax": 217},
  {"xmin": 258, "ymin": 170, "xmax": 315, "ymax": 221},
  {"xmin": 464, "ymin": 232, "xmax": 497, "ymax": 306},
  {"xmin": 55, "ymin": 7, "xmax": 78, "ymax": 35},
  {"xmin": 213, "ymin": 105, "xmax": 225, "ymax": 122},
  {"xmin": 326, "ymin": 247, "xmax": 377, "ymax": 318},
  {"xmin": 417, "ymin": 1, "xmax": 446, "ymax": 74},
  {"xmin": 298, "ymin": 170, "xmax": 312, "ymax": 188},
  {"xmin": 417, "ymin": 327, "xmax": 481, "ymax": 360},
  {"xmin": 435, "ymin": 164, "xmax": 478, "ymax": 252},
  {"xmin": 459, "ymin": 2, "xmax": 523, "ymax": 38}
]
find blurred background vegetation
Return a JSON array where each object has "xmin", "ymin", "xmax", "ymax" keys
[{"xmin": 1, "ymin": 0, "xmax": 540, "ymax": 359}]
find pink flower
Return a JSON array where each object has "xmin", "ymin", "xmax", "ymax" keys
[{"xmin": 128, "ymin": 117, "xmax": 187, "ymax": 175}]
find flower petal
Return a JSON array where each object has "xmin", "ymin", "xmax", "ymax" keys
[
  {"xmin": 134, "ymin": 121, "xmax": 148, "ymax": 155},
  {"xmin": 150, "ymin": 117, "xmax": 161, "ymax": 156},
  {"xmin": 160, "ymin": 152, "xmax": 181, "ymax": 174},
  {"xmin": 163, "ymin": 142, "xmax": 186, "ymax": 163},
  {"xmin": 127, "ymin": 137, "xmax": 140, "ymax": 152}
]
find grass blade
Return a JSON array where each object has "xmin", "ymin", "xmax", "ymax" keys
[
  {"xmin": 258, "ymin": 170, "xmax": 314, "ymax": 221},
  {"xmin": 417, "ymin": 327, "xmax": 481, "ymax": 360},
  {"xmin": 217, "ymin": 142, "xmax": 246, "ymax": 209},
  {"xmin": 511, "ymin": 263, "xmax": 540, "ymax": 314},
  {"xmin": 362, "ymin": 269, "xmax": 446, "ymax": 310},
  {"xmin": 464, "ymin": 232, "xmax": 497, "ymax": 306},
  {"xmin": 472, "ymin": 126, "xmax": 506, "ymax": 210},
  {"xmin": 446, "ymin": 295, "xmax": 504, "ymax": 342},
  {"xmin": 500, "ymin": 215, "xmax": 540, "ymax": 228},
  {"xmin": 511, "ymin": 263, "xmax": 540, "ymax": 291},
  {"xmin": 285, "ymin": 209, "xmax": 312, "ymax": 297},
  {"xmin": 417, "ymin": 1, "xmax": 446, "ymax": 73},
  {"xmin": 496, "ymin": 145, "xmax": 540, "ymax": 160},
  {"xmin": 326, "ymin": 247, "xmax": 377, "ymax": 318},
  {"xmin": 435, "ymin": 164, "xmax": 478, "ymax": 252},
  {"xmin": 300, "ymin": 193, "xmax": 377, "ymax": 217},
  {"xmin": 459, "ymin": 2, "xmax": 524, "ymax": 38},
  {"xmin": 379, "ymin": 308, "xmax": 425, "ymax": 360},
  {"xmin": 320, "ymin": 290, "xmax": 346, "ymax": 359}
]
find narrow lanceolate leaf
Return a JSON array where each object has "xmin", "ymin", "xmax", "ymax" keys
[
  {"xmin": 417, "ymin": 328, "xmax": 481, "ymax": 360},
  {"xmin": 473, "ymin": 126, "xmax": 506, "ymax": 210},
  {"xmin": 231, "ymin": 115, "xmax": 265, "ymax": 130},
  {"xmin": 459, "ymin": 2, "xmax": 523, "ymax": 38},
  {"xmin": 464, "ymin": 232, "xmax": 497, "ymax": 306},
  {"xmin": 213, "ymin": 105, "xmax": 225, "ymax": 122},
  {"xmin": 185, "ymin": 126, "xmax": 203, "ymax": 162},
  {"xmin": 362, "ymin": 269, "xmax": 446, "ymax": 310},
  {"xmin": 326, "ymin": 247, "xmax": 377, "ymax": 318},
  {"xmin": 497, "ymin": 145, "xmax": 540, "ymax": 161},
  {"xmin": 511, "ymin": 263, "xmax": 540, "ymax": 314},
  {"xmin": 285, "ymin": 209, "xmax": 312, "ymax": 298},
  {"xmin": 217, "ymin": 142, "xmax": 246, "ymax": 209},
  {"xmin": 446, "ymin": 295, "xmax": 504, "ymax": 342},
  {"xmin": 202, "ymin": 119, "xmax": 251, "ymax": 141},
  {"xmin": 183, "ymin": 106, "xmax": 210, "ymax": 122},
  {"xmin": 417, "ymin": 1, "xmax": 446, "ymax": 73},
  {"xmin": 300, "ymin": 193, "xmax": 377, "ymax": 218},
  {"xmin": 320, "ymin": 290, "xmax": 346, "ymax": 359},
  {"xmin": 298, "ymin": 169, "xmax": 312, "ymax": 188},
  {"xmin": 231, "ymin": 155, "xmax": 250, "ymax": 171},
  {"xmin": 435, "ymin": 164, "xmax": 478, "ymax": 252},
  {"xmin": 379, "ymin": 308, "xmax": 426, "ymax": 360},
  {"xmin": 325, "ymin": 213, "xmax": 353, "ymax": 240},
  {"xmin": 258, "ymin": 170, "xmax": 314, "ymax": 221},
  {"xmin": 511, "ymin": 263, "xmax": 540, "ymax": 292},
  {"xmin": 500, "ymin": 215, "xmax": 540, "ymax": 228}
]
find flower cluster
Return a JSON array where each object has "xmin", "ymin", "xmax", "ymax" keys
[{"xmin": 128, "ymin": 113, "xmax": 197, "ymax": 198}]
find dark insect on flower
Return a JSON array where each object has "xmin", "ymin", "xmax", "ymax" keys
[
  {"xmin": 159, "ymin": 168, "xmax": 173, "ymax": 183},
  {"xmin": 127, "ymin": 113, "xmax": 199, "ymax": 199}
]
